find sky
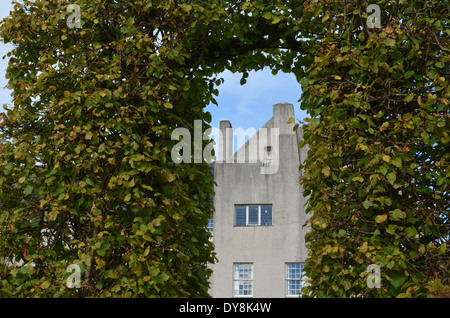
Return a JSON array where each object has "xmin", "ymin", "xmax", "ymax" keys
[{"xmin": 0, "ymin": 1, "xmax": 307, "ymax": 151}]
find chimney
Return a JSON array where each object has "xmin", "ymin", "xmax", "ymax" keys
[
  {"xmin": 273, "ymin": 102, "xmax": 295, "ymax": 135},
  {"xmin": 219, "ymin": 120, "xmax": 233, "ymax": 162}
]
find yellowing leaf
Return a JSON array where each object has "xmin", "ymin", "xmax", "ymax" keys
[
  {"xmin": 321, "ymin": 166, "xmax": 331, "ymax": 177},
  {"xmin": 352, "ymin": 176, "xmax": 364, "ymax": 183},
  {"xmin": 261, "ymin": 12, "xmax": 272, "ymax": 20},
  {"xmin": 384, "ymin": 26, "xmax": 394, "ymax": 34},
  {"xmin": 391, "ymin": 159, "xmax": 402, "ymax": 167},
  {"xmin": 382, "ymin": 155, "xmax": 391, "ymax": 162},
  {"xmin": 384, "ymin": 38, "xmax": 396, "ymax": 47},
  {"xmin": 404, "ymin": 94, "xmax": 415, "ymax": 102},
  {"xmin": 108, "ymin": 271, "xmax": 119, "ymax": 279},
  {"xmin": 41, "ymin": 281, "xmax": 50, "ymax": 289},
  {"xmin": 271, "ymin": 16, "xmax": 281, "ymax": 24},
  {"xmin": 166, "ymin": 174, "xmax": 176, "ymax": 183},
  {"xmin": 85, "ymin": 132, "xmax": 93, "ymax": 140},
  {"xmin": 375, "ymin": 214, "xmax": 387, "ymax": 223}
]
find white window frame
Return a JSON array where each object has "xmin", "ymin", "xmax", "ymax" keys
[
  {"xmin": 286, "ymin": 263, "xmax": 305, "ymax": 297},
  {"xmin": 234, "ymin": 205, "xmax": 272, "ymax": 226},
  {"xmin": 207, "ymin": 216, "xmax": 213, "ymax": 242},
  {"xmin": 263, "ymin": 146, "xmax": 273, "ymax": 167},
  {"xmin": 233, "ymin": 263, "xmax": 253, "ymax": 297}
]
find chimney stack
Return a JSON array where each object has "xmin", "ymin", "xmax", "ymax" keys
[
  {"xmin": 219, "ymin": 120, "xmax": 233, "ymax": 162},
  {"xmin": 273, "ymin": 102, "xmax": 295, "ymax": 135}
]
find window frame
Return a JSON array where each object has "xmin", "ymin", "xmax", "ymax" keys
[
  {"xmin": 234, "ymin": 204, "xmax": 272, "ymax": 227},
  {"xmin": 233, "ymin": 263, "xmax": 253, "ymax": 297},
  {"xmin": 286, "ymin": 263, "xmax": 305, "ymax": 297},
  {"xmin": 207, "ymin": 216, "xmax": 213, "ymax": 242},
  {"xmin": 263, "ymin": 146, "xmax": 273, "ymax": 167}
]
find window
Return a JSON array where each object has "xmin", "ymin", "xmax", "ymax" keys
[
  {"xmin": 263, "ymin": 146, "xmax": 273, "ymax": 167},
  {"xmin": 234, "ymin": 263, "xmax": 253, "ymax": 297},
  {"xmin": 234, "ymin": 205, "xmax": 272, "ymax": 226},
  {"xmin": 207, "ymin": 216, "xmax": 213, "ymax": 242},
  {"xmin": 286, "ymin": 263, "xmax": 305, "ymax": 297}
]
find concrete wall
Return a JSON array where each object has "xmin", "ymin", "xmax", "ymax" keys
[{"xmin": 210, "ymin": 103, "xmax": 309, "ymax": 298}]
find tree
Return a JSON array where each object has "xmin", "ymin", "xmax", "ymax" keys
[
  {"xmin": 0, "ymin": 0, "xmax": 312, "ymax": 297},
  {"xmin": 0, "ymin": 0, "xmax": 224, "ymax": 297},
  {"xmin": 296, "ymin": 0, "xmax": 449, "ymax": 297}
]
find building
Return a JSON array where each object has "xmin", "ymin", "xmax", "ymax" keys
[{"xmin": 209, "ymin": 102, "xmax": 310, "ymax": 298}]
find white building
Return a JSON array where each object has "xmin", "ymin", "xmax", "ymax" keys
[{"xmin": 209, "ymin": 103, "xmax": 310, "ymax": 298}]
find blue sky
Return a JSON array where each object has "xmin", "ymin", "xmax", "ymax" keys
[
  {"xmin": 0, "ymin": 2, "xmax": 14, "ymax": 114},
  {"xmin": 0, "ymin": 1, "xmax": 306, "ymax": 151}
]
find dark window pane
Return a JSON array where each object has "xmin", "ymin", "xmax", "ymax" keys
[
  {"xmin": 235, "ymin": 205, "xmax": 246, "ymax": 226},
  {"xmin": 260, "ymin": 205, "xmax": 272, "ymax": 225},
  {"xmin": 248, "ymin": 205, "xmax": 259, "ymax": 225}
]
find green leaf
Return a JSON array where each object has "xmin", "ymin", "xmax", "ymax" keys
[
  {"xmin": 421, "ymin": 131, "xmax": 429, "ymax": 140},
  {"xmin": 363, "ymin": 200, "xmax": 373, "ymax": 209},
  {"xmin": 154, "ymin": 273, "xmax": 170, "ymax": 283},
  {"xmin": 383, "ymin": 197, "xmax": 392, "ymax": 206},
  {"xmin": 390, "ymin": 273, "xmax": 406, "ymax": 288},
  {"xmin": 404, "ymin": 70, "xmax": 415, "ymax": 79},
  {"xmin": 384, "ymin": 38, "xmax": 396, "ymax": 47},
  {"xmin": 405, "ymin": 227, "xmax": 417, "ymax": 237},
  {"xmin": 24, "ymin": 185, "xmax": 33, "ymax": 195},
  {"xmin": 386, "ymin": 172, "xmax": 396, "ymax": 185},
  {"xmin": 300, "ymin": 78, "xmax": 309, "ymax": 88},
  {"xmin": 390, "ymin": 209, "xmax": 406, "ymax": 220}
]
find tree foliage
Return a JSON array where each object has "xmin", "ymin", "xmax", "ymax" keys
[
  {"xmin": 0, "ymin": 0, "xmax": 223, "ymax": 297},
  {"xmin": 297, "ymin": 0, "xmax": 449, "ymax": 297}
]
